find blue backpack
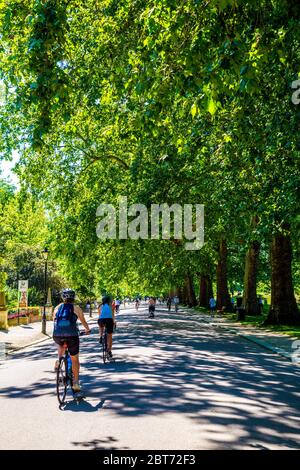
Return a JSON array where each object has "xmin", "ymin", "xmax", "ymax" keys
[{"xmin": 55, "ymin": 303, "xmax": 77, "ymax": 328}]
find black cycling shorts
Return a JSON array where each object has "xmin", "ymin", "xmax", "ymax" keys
[
  {"xmin": 53, "ymin": 335, "xmax": 79, "ymax": 356},
  {"xmin": 149, "ymin": 305, "xmax": 155, "ymax": 313},
  {"xmin": 98, "ymin": 318, "xmax": 114, "ymax": 334}
]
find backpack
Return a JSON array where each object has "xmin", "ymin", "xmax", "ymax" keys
[{"xmin": 55, "ymin": 303, "xmax": 77, "ymax": 328}]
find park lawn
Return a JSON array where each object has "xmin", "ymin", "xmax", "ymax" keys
[{"xmin": 194, "ymin": 307, "xmax": 300, "ymax": 338}]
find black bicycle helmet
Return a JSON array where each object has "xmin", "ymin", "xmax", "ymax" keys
[{"xmin": 61, "ymin": 288, "xmax": 76, "ymax": 301}]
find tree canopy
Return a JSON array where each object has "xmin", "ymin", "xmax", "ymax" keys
[{"xmin": 0, "ymin": 1, "xmax": 299, "ymax": 322}]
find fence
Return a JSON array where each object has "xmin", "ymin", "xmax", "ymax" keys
[{"xmin": 6, "ymin": 306, "xmax": 53, "ymax": 327}]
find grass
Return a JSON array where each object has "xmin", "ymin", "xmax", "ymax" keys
[{"xmin": 194, "ymin": 306, "xmax": 300, "ymax": 338}]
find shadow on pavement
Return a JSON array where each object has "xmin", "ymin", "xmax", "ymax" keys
[
  {"xmin": 1, "ymin": 308, "xmax": 300, "ymax": 449},
  {"xmin": 60, "ymin": 398, "xmax": 105, "ymax": 413},
  {"xmin": 72, "ymin": 436, "xmax": 129, "ymax": 450}
]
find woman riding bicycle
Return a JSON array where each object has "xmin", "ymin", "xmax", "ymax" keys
[
  {"xmin": 53, "ymin": 289, "xmax": 90, "ymax": 394},
  {"xmin": 98, "ymin": 295, "xmax": 115, "ymax": 360}
]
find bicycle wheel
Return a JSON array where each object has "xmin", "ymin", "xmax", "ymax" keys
[
  {"xmin": 102, "ymin": 332, "xmax": 108, "ymax": 363},
  {"xmin": 56, "ymin": 356, "xmax": 68, "ymax": 405}
]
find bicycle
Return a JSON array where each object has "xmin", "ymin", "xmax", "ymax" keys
[
  {"xmin": 56, "ymin": 332, "xmax": 86, "ymax": 406},
  {"xmin": 148, "ymin": 305, "xmax": 155, "ymax": 318},
  {"xmin": 101, "ymin": 323, "xmax": 116, "ymax": 363}
]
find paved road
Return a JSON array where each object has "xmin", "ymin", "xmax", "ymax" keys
[{"xmin": 0, "ymin": 305, "xmax": 300, "ymax": 450}]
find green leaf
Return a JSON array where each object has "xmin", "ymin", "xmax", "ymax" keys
[
  {"xmin": 207, "ymin": 98, "xmax": 217, "ymax": 115},
  {"xmin": 190, "ymin": 103, "xmax": 198, "ymax": 118}
]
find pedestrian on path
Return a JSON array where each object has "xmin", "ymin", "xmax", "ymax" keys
[
  {"xmin": 173, "ymin": 295, "xmax": 179, "ymax": 312},
  {"xmin": 209, "ymin": 297, "xmax": 216, "ymax": 315}
]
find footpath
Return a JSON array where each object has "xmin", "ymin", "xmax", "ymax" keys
[
  {"xmin": 0, "ymin": 311, "xmax": 95, "ymax": 355},
  {"xmin": 1, "ymin": 306, "xmax": 299, "ymax": 365},
  {"xmin": 187, "ymin": 309, "xmax": 300, "ymax": 364}
]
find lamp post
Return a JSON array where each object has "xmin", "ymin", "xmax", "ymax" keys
[{"xmin": 42, "ymin": 248, "xmax": 49, "ymax": 334}]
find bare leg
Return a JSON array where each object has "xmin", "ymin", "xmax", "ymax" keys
[
  {"xmin": 107, "ymin": 333, "xmax": 113, "ymax": 352},
  {"xmin": 57, "ymin": 344, "xmax": 65, "ymax": 359},
  {"xmin": 70, "ymin": 354, "xmax": 80, "ymax": 383}
]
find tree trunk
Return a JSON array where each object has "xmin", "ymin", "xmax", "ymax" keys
[
  {"xmin": 243, "ymin": 240, "xmax": 260, "ymax": 315},
  {"xmin": 181, "ymin": 282, "xmax": 188, "ymax": 305},
  {"xmin": 199, "ymin": 275, "xmax": 213, "ymax": 308},
  {"xmin": 185, "ymin": 274, "xmax": 197, "ymax": 307},
  {"xmin": 265, "ymin": 229, "xmax": 300, "ymax": 325},
  {"xmin": 216, "ymin": 238, "xmax": 232, "ymax": 311},
  {"xmin": 177, "ymin": 287, "xmax": 184, "ymax": 304}
]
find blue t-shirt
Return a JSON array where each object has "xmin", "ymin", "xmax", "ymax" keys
[
  {"xmin": 99, "ymin": 304, "xmax": 113, "ymax": 319},
  {"xmin": 209, "ymin": 298, "xmax": 216, "ymax": 308}
]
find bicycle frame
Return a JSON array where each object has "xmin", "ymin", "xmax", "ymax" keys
[
  {"xmin": 56, "ymin": 331, "xmax": 86, "ymax": 405},
  {"xmin": 102, "ymin": 326, "xmax": 108, "ymax": 363}
]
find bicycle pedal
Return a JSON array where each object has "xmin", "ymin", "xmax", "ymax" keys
[{"xmin": 73, "ymin": 392, "xmax": 85, "ymax": 400}]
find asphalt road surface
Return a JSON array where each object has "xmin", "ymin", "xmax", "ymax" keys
[{"xmin": 1, "ymin": 305, "xmax": 300, "ymax": 450}]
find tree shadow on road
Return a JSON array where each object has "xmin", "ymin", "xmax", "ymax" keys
[
  {"xmin": 1, "ymin": 310, "xmax": 300, "ymax": 449},
  {"xmin": 72, "ymin": 436, "xmax": 129, "ymax": 450}
]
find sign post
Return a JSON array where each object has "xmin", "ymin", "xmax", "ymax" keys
[{"xmin": 18, "ymin": 280, "xmax": 28, "ymax": 324}]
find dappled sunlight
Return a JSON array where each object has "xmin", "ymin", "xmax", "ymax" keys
[{"xmin": 0, "ymin": 308, "xmax": 300, "ymax": 449}]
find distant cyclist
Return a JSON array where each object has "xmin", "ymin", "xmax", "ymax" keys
[
  {"xmin": 53, "ymin": 289, "xmax": 90, "ymax": 394},
  {"xmin": 149, "ymin": 297, "xmax": 156, "ymax": 318},
  {"xmin": 115, "ymin": 298, "xmax": 121, "ymax": 313},
  {"xmin": 166, "ymin": 296, "xmax": 172, "ymax": 312},
  {"xmin": 98, "ymin": 296, "xmax": 115, "ymax": 360}
]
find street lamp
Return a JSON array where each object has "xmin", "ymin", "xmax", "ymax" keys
[{"xmin": 42, "ymin": 247, "xmax": 49, "ymax": 334}]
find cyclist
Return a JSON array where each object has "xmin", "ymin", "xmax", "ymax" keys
[
  {"xmin": 149, "ymin": 297, "xmax": 156, "ymax": 318},
  {"xmin": 98, "ymin": 295, "xmax": 115, "ymax": 360},
  {"xmin": 53, "ymin": 289, "xmax": 90, "ymax": 394},
  {"xmin": 115, "ymin": 298, "xmax": 121, "ymax": 313}
]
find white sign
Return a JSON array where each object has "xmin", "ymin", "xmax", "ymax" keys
[{"xmin": 18, "ymin": 280, "xmax": 28, "ymax": 292}]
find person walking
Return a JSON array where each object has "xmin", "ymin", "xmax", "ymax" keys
[
  {"xmin": 209, "ymin": 296, "xmax": 216, "ymax": 315},
  {"xmin": 173, "ymin": 295, "xmax": 179, "ymax": 312}
]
